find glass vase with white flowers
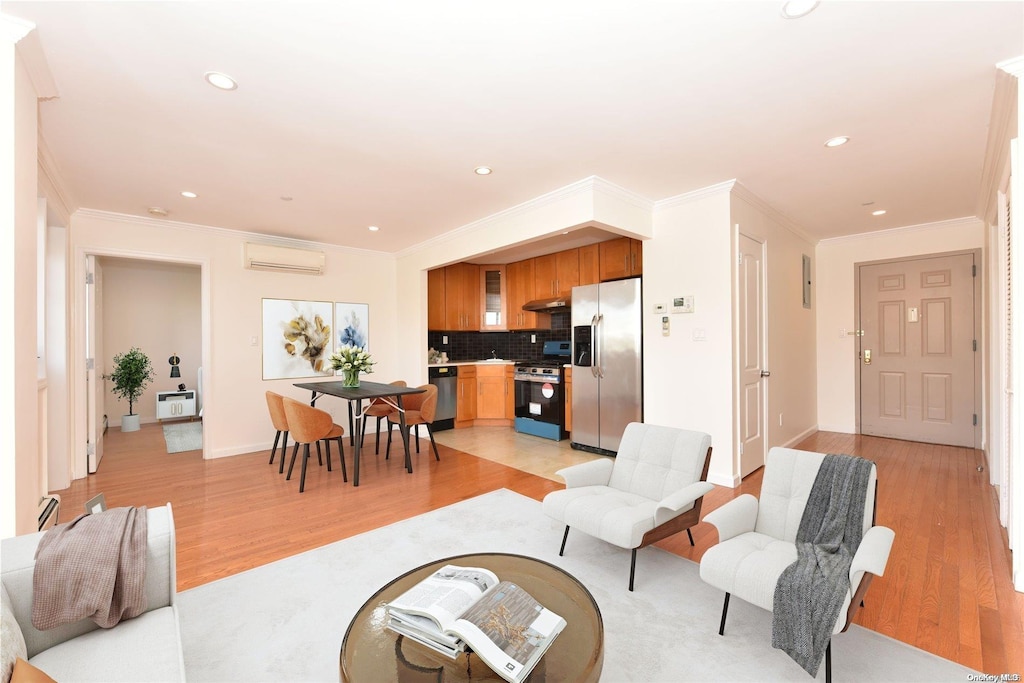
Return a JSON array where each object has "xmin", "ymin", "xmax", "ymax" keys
[{"xmin": 329, "ymin": 344, "xmax": 375, "ymax": 387}]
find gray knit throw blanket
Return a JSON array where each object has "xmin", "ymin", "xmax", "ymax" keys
[{"xmin": 772, "ymin": 454, "xmax": 873, "ymax": 677}]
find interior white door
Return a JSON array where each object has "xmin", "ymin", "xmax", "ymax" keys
[
  {"xmin": 859, "ymin": 253, "xmax": 976, "ymax": 446},
  {"xmin": 85, "ymin": 255, "xmax": 103, "ymax": 473},
  {"xmin": 738, "ymin": 234, "xmax": 766, "ymax": 478}
]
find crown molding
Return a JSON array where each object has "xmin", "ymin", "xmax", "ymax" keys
[
  {"xmin": 817, "ymin": 216, "xmax": 981, "ymax": 246},
  {"xmin": 590, "ymin": 176, "xmax": 655, "ymax": 212},
  {"xmin": 4, "ymin": 19, "xmax": 58, "ymax": 99},
  {"xmin": 977, "ymin": 67, "xmax": 1018, "ymax": 222},
  {"xmin": 72, "ymin": 208, "xmax": 393, "ymax": 259},
  {"xmin": 395, "ymin": 176, "xmax": 609, "ymax": 259},
  {"xmin": 0, "ymin": 14, "xmax": 33, "ymax": 43},
  {"xmin": 729, "ymin": 181, "xmax": 818, "ymax": 245},
  {"xmin": 653, "ymin": 179, "xmax": 736, "ymax": 211},
  {"xmin": 997, "ymin": 55, "xmax": 1024, "ymax": 78},
  {"xmin": 37, "ymin": 133, "xmax": 74, "ymax": 224}
]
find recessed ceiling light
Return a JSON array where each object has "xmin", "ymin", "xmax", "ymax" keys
[
  {"xmin": 780, "ymin": 1, "xmax": 820, "ymax": 19},
  {"xmin": 147, "ymin": 207, "xmax": 169, "ymax": 217},
  {"xmin": 181, "ymin": 191, "xmax": 198, "ymax": 199},
  {"xmin": 368, "ymin": 225, "xmax": 380, "ymax": 232},
  {"xmin": 474, "ymin": 166, "xmax": 493, "ymax": 176},
  {"xmin": 204, "ymin": 71, "xmax": 238, "ymax": 91},
  {"xmin": 824, "ymin": 136, "xmax": 850, "ymax": 148},
  {"xmin": 872, "ymin": 210, "xmax": 887, "ymax": 216}
]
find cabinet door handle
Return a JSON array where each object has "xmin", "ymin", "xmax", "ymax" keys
[{"xmin": 624, "ymin": 254, "xmax": 629, "ymax": 273}]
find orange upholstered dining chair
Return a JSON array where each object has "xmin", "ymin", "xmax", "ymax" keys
[
  {"xmin": 265, "ymin": 391, "xmax": 291, "ymax": 473},
  {"xmin": 385, "ymin": 384, "xmax": 439, "ymax": 461},
  {"xmin": 360, "ymin": 380, "xmax": 408, "ymax": 455},
  {"xmin": 281, "ymin": 397, "xmax": 347, "ymax": 493}
]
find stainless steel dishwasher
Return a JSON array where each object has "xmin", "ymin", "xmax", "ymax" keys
[{"xmin": 428, "ymin": 365, "xmax": 457, "ymax": 431}]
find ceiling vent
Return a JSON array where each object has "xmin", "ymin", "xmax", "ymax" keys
[{"xmin": 244, "ymin": 242, "xmax": 325, "ymax": 275}]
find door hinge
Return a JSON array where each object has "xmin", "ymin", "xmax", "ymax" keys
[
  {"xmin": 973, "ymin": 340, "xmax": 977, "ymax": 352},
  {"xmin": 738, "ymin": 443, "xmax": 744, "ymax": 455},
  {"xmin": 86, "ymin": 443, "xmax": 95, "ymax": 456},
  {"xmin": 972, "ymin": 264, "xmax": 977, "ymax": 277},
  {"xmin": 86, "ymin": 358, "xmax": 95, "ymax": 370},
  {"xmin": 973, "ymin": 414, "xmax": 978, "ymax": 426},
  {"xmin": 738, "ymin": 253, "xmax": 743, "ymax": 265},
  {"xmin": 85, "ymin": 272, "xmax": 95, "ymax": 285}
]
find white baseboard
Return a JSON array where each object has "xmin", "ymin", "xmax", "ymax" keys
[
  {"xmin": 708, "ymin": 472, "xmax": 740, "ymax": 488},
  {"xmin": 815, "ymin": 423, "xmax": 857, "ymax": 435},
  {"xmin": 209, "ymin": 442, "xmax": 268, "ymax": 459},
  {"xmin": 781, "ymin": 425, "xmax": 819, "ymax": 448}
]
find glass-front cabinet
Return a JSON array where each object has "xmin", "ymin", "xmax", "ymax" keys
[{"xmin": 479, "ymin": 265, "xmax": 506, "ymax": 331}]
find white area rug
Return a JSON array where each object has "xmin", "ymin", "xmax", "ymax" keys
[
  {"xmin": 177, "ymin": 489, "xmax": 977, "ymax": 682},
  {"xmin": 162, "ymin": 421, "xmax": 202, "ymax": 453}
]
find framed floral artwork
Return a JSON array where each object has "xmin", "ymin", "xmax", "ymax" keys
[
  {"xmin": 335, "ymin": 302, "xmax": 369, "ymax": 351},
  {"xmin": 262, "ymin": 298, "xmax": 334, "ymax": 380}
]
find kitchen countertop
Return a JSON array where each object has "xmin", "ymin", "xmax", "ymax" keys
[{"xmin": 427, "ymin": 360, "xmax": 517, "ymax": 367}]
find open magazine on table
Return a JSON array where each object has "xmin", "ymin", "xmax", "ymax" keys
[{"xmin": 385, "ymin": 564, "xmax": 566, "ymax": 683}]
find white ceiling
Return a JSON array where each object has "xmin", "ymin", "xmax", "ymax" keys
[{"xmin": 7, "ymin": 1, "xmax": 1022, "ymax": 257}]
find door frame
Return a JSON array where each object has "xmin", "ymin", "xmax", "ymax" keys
[
  {"xmin": 735, "ymin": 232, "xmax": 768, "ymax": 479},
  {"xmin": 853, "ymin": 248, "xmax": 983, "ymax": 448},
  {"xmin": 72, "ymin": 245, "xmax": 211, "ymax": 480}
]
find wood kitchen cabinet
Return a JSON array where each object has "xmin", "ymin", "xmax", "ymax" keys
[
  {"xmin": 598, "ymin": 237, "xmax": 643, "ymax": 281},
  {"xmin": 578, "ymin": 244, "xmax": 600, "ymax": 287},
  {"xmin": 478, "ymin": 265, "xmax": 507, "ymax": 331},
  {"xmin": 455, "ymin": 365, "xmax": 477, "ymax": 427},
  {"xmin": 427, "ymin": 267, "xmax": 446, "ymax": 331},
  {"xmin": 535, "ymin": 248, "xmax": 579, "ymax": 298},
  {"xmin": 476, "ymin": 364, "xmax": 509, "ymax": 425},
  {"xmin": 504, "ymin": 365, "xmax": 515, "ymax": 420},
  {"xmin": 444, "ymin": 263, "xmax": 480, "ymax": 331},
  {"xmin": 506, "ymin": 259, "xmax": 551, "ymax": 331}
]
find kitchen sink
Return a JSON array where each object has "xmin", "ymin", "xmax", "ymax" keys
[{"xmin": 482, "ymin": 358, "xmax": 505, "ymax": 362}]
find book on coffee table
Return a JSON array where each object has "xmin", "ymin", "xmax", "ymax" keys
[{"xmin": 385, "ymin": 564, "xmax": 566, "ymax": 683}]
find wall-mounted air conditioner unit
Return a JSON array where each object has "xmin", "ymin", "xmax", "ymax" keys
[{"xmin": 244, "ymin": 242, "xmax": 325, "ymax": 275}]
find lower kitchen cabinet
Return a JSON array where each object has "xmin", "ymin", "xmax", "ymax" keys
[
  {"xmin": 475, "ymin": 365, "xmax": 509, "ymax": 425},
  {"xmin": 455, "ymin": 366, "xmax": 477, "ymax": 427}
]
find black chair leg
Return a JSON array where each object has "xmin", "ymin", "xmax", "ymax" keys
[
  {"xmin": 629, "ymin": 548, "xmax": 637, "ymax": 592},
  {"xmin": 299, "ymin": 443, "xmax": 310, "ymax": 493},
  {"xmin": 269, "ymin": 430, "xmax": 281, "ymax": 464},
  {"xmin": 337, "ymin": 437, "xmax": 348, "ymax": 482},
  {"xmin": 718, "ymin": 593, "xmax": 730, "ymax": 635},
  {"xmin": 825, "ymin": 640, "xmax": 832, "ymax": 683},
  {"xmin": 316, "ymin": 440, "xmax": 323, "ymax": 466},
  {"xmin": 414, "ymin": 425, "xmax": 420, "ymax": 453},
  {"xmin": 360, "ymin": 415, "xmax": 368, "ymax": 449},
  {"xmin": 687, "ymin": 528, "xmax": 695, "ymax": 546},
  {"xmin": 279, "ymin": 432, "xmax": 289, "ymax": 473},
  {"xmin": 323, "ymin": 439, "xmax": 333, "ymax": 471},
  {"xmin": 375, "ymin": 416, "xmax": 383, "ymax": 455},
  {"xmin": 559, "ymin": 526, "xmax": 570, "ymax": 555},
  {"xmin": 286, "ymin": 442, "xmax": 300, "ymax": 479},
  {"xmin": 427, "ymin": 424, "xmax": 440, "ymax": 460},
  {"xmin": 385, "ymin": 423, "xmax": 392, "ymax": 460}
]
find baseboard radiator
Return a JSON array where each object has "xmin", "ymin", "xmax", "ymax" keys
[{"xmin": 38, "ymin": 495, "xmax": 61, "ymax": 531}]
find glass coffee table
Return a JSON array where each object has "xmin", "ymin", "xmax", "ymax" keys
[{"xmin": 340, "ymin": 553, "xmax": 603, "ymax": 682}]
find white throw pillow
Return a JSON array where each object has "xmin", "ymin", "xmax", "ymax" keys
[{"xmin": 1, "ymin": 583, "xmax": 27, "ymax": 683}]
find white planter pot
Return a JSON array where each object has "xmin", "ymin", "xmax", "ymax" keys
[{"xmin": 121, "ymin": 414, "xmax": 141, "ymax": 432}]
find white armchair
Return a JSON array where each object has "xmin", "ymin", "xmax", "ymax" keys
[
  {"xmin": 542, "ymin": 422, "xmax": 713, "ymax": 591},
  {"xmin": 699, "ymin": 446, "xmax": 895, "ymax": 682}
]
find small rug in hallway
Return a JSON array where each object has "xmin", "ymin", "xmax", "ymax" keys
[
  {"xmin": 177, "ymin": 489, "xmax": 978, "ymax": 682},
  {"xmin": 162, "ymin": 421, "xmax": 202, "ymax": 453}
]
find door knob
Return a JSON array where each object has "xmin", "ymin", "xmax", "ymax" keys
[
  {"xmin": 760, "ymin": 370, "xmax": 771, "ymax": 378},
  {"xmin": 863, "ymin": 349, "xmax": 872, "ymax": 365}
]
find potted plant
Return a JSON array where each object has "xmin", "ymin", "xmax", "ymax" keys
[
  {"xmin": 328, "ymin": 344, "xmax": 375, "ymax": 387},
  {"xmin": 105, "ymin": 347, "xmax": 155, "ymax": 432}
]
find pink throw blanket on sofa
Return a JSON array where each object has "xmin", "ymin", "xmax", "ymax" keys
[{"xmin": 31, "ymin": 506, "xmax": 148, "ymax": 630}]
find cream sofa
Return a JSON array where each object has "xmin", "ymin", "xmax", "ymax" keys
[{"xmin": 0, "ymin": 504, "xmax": 186, "ymax": 682}]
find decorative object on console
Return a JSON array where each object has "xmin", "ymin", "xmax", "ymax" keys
[
  {"xmin": 262, "ymin": 298, "xmax": 334, "ymax": 380},
  {"xmin": 168, "ymin": 354, "xmax": 181, "ymax": 378},
  {"xmin": 329, "ymin": 344, "xmax": 375, "ymax": 387},
  {"xmin": 335, "ymin": 302, "xmax": 369, "ymax": 351},
  {"xmin": 104, "ymin": 347, "xmax": 155, "ymax": 432}
]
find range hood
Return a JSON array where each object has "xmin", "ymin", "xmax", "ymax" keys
[{"xmin": 522, "ymin": 296, "xmax": 571, "ymax": 312}]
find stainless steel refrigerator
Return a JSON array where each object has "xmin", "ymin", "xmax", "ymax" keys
[{"xmin": 571, "ymin": 278, "xmax": 642, "ymax": 455}]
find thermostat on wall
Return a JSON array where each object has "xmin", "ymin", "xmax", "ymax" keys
[{"xmin": 672, "ymin": 296, "xmax": 694, "ymax": 314}]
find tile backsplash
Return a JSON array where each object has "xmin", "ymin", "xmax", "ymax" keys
[{"xmin": 428, "ymin": 312, "xmax": 570, "ymax": 362}]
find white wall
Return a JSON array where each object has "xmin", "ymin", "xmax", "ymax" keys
[
  {"xmin": 815, "ymin": 218, "xmax": 985, "ymax": 434},
  {"xmin": 67, "ymin": 212, "xmax": 399, "ymax": 473},
  {"xmin": 45, "ymin": 225, "xmax": 69, "ymax": 490},
  {"xmin": 99, "ymin": 258, "xmax": 201, "ymax": 424},
  {"xmin": 730, "ymin": 190, "xmax": 818, "ymax": 451}
]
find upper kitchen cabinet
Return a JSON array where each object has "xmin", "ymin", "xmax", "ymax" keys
[
  {"xmin": 578, "ymin": 244, "xmax": 600, "ymax": 287},
  {"xmin": 427, "ymin": 268, "xmax": 447, "ymax": 331},
  {"xmin": 598, "ymin": 237, "xmax": 643, "ymax": 281},
  {"xmin": 479, "ymin": 265, "xmax": 507, "ymax": 331},
  {"xmin": 534, "ymin": 248, "xmax": 580, "ymax": 299},
  {"xmin": 506, "ymin": 259, "xmax": 551, "ymax": 331},
  {"xmin": 444, "ymin": 263, "xmax": 480, "ymax": 331}
]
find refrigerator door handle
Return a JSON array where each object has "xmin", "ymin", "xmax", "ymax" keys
[
  {"xmin": 595, "ymin": 313, "xmax": 604, "ymax": 378},
  {"xmin": 590, "ymin": 314, "xmax": 600, "ymax": 378}
]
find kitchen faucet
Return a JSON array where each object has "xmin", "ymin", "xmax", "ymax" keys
[{"xmin": 491, "ymin": 350, "xmax": 497, "ymax": 359}]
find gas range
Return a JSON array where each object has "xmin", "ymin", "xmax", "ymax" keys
[{"xmin": 514, "ymin": 341, "xmax": 570, "ymax": 383}]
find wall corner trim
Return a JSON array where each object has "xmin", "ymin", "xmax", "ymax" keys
[{"xmin": 654, "ymin": 179, "xmax": 736, "ymax": 211}]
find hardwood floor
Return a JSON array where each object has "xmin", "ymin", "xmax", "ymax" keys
[{"xmin": 49, "ymin": 424, "xmax": 1022, "ymax": 674}]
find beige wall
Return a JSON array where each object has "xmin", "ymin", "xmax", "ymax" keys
[
  {"xmin": 99, "ymin": 258, "xmax": 201, "ymax": 424},
  {"xmin": 2, "ymin": 36, "xmax": 42, "ymax": 536},
  {"xmin": 815, "ymin": 218, "xmax": 985, "ymax": 434},
  {"xmin": 68, "ymin": 213, "xmax": 399, "ymax": 472}
]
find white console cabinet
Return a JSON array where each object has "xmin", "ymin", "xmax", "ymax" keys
[{"xmin": 156, "ymin": 390, "xmax": 196, "ymax": 420}]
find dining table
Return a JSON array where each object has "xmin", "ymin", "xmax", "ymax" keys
[{"xmin": 293, "ymin": 380, "xmax": 426, "ymax": 487}]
